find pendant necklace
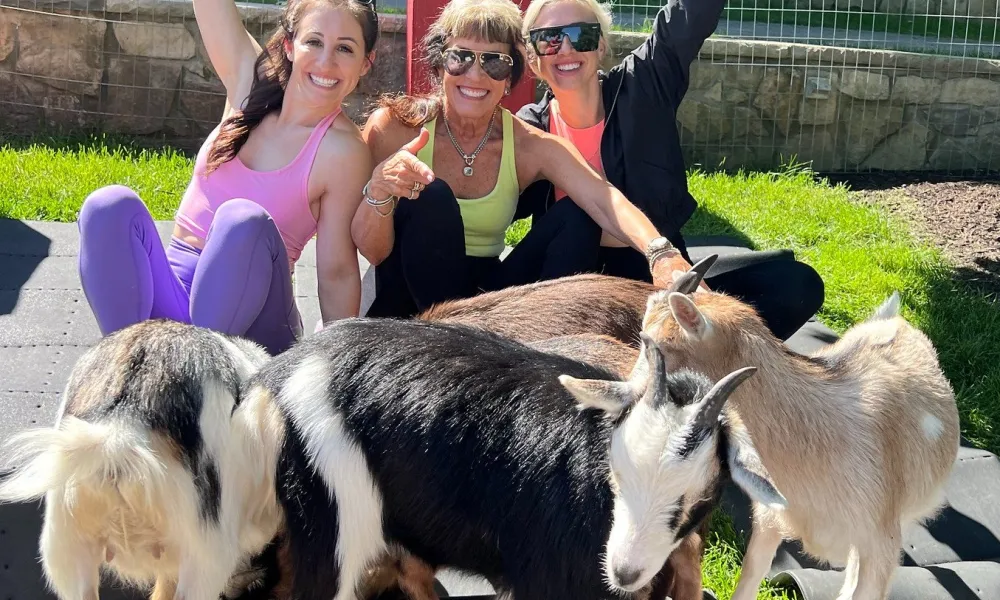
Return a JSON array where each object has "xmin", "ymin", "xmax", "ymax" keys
[{"xmin": 443, "ymin": 105, "xmax": 498, "ymax": 177}]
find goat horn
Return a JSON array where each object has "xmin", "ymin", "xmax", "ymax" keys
[
  {"xmin": 692, "ymin": 366, "xmax": 757, "ymax": 428},
  {"xmin": 639, "ymin": 332, "xmax": 667, "ymax": 405},
  {"xmin": 668, "ymin": 254, "xmax": 718, "ymax": 295}
]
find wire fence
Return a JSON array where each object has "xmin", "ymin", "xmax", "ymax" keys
[
  {"xmin": 604, "ymin": 0, "xmax": 1000, "ymax": 173},
  {"xmin": 0, "ymin": 0, "xmax": 998, "ymax": 173},
  {"xmin": 0, "ymin": 0, "xmax": 409, "ymax": 151}
]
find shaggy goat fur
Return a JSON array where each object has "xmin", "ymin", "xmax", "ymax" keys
[
  {"xmin": 619, "ymin": 265, "xmax": 961, "ymax": 600},
  {"xmin": 242, "ymin": 317, "xmax": 738, "ymax": 600},
  {"xmin": 0, "ymin": 320, "xmax": 285, "ymax": 600}
]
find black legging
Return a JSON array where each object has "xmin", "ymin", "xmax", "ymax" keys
[
  {"xmin": 512, "ymin": 188, "xmax": 825, "ymax": 343},
  {"xmin": 366, "ymin": 179, "xmax": 602, "ymax": 318},
  {"xmin": 598, "ymin": 243, "xmax": 825, "ymax": 342}
]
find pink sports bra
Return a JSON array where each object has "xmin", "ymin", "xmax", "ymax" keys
[{"xmin": 175, "ymin": 109, "xmax": 341, "ymax": 266}]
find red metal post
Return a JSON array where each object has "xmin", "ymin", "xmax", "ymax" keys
[{"xmin": 406, "ymin": 0, "xmax": 536, "ymax": 111}]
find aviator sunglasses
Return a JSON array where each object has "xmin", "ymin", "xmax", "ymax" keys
[
  {"xmin": 441, "ymin": 48, "xmax": 515, "ymax": 81},
  {"xmin": 527, "ymin": 22, "xmax": 602, "ymax": 56}
]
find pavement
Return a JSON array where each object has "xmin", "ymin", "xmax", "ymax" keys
[
  {"xmin": 0, "ymin": 218, "xmax": 496, "ymax": 600},
  {"xmin": 2, "ymin": 217, "xmax": 1000, "ymax": 600}
]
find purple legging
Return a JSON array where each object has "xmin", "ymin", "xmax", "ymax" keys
[{"xmin": 77, "ymin": 184, "xmax": 303, "ymax": 355}]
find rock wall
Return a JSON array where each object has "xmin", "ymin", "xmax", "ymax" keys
[
  {"xmin": 652, "ymin": 35, "xmax": 1000, "ymax": 172},
  {"xmin": 2, "ymin": 1, "xmax": 999, "ymax": 172},
  {"xmin": 0, "ymin": 0, "xmax": 407, "ymax": 149}
]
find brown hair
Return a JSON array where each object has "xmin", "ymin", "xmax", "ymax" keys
[
  {"xmin": 378, "ymin": 0, "xmax": 527, "ymax": 129},
  {"xmin": 204, "ymin": 0, "xmax": 380, "ymax": 174}
]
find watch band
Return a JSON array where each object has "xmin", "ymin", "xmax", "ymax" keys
[{"xmin": 645, "ymin": 236, "xmax": 676, "ymax": 266}]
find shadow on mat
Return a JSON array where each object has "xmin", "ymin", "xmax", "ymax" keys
[
  {"xmin": 921, "ymin": 505, "xmax": 1000, "ymax": 566},
  {"xmin": 0, "ymin": 219, "xmax": 51, "ymax": 316},
  {"xmin": 924, "ymin": 565, "xmax": 983, "ymax": 600}
]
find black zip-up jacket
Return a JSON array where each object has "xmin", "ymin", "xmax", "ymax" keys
[{"xmin": 516, "ymin": 0, "xmax": 727, "ymax": 257}]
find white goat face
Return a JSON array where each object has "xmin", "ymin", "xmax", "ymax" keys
[
  {"xmin": 559, "ymin": 333, "xmax": 762, "ymax": 593},
  {"xmin": 602, "ymin": 398, "xmax": 726, "ymax": 592}
]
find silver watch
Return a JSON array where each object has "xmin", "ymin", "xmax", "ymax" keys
[{"xmin": 645, "ymin": 236, "xmax": 676, "ymax": 266}]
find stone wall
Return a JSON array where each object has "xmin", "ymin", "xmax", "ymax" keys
[
  {"xmin": 646, "ymin": 36, "xmax": 1000, "ymax": 172},
  {"xmin": 0, "ymin": 0, "xmax": 407, "ymax": 149},
  {"xmin": 2, "ymin": 1, "xmax": 999, "ymax": 172}
]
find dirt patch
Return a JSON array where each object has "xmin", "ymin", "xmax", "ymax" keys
[{"xmin": 825, "ymin": 172, "xmax": 1000, "ymax": 296}]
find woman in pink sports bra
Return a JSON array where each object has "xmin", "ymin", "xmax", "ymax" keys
[{"xmin": 76, "ymin": 0, "xmax": 378, "ymax": 355}]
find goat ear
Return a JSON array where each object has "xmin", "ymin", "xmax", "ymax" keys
[
  {"xmin": 690, "ymin": 366, "xmax": 756, "ymax": 429},
  {"xmin": 724, "ymin": 424, "xmax": 788, "ymax": 510},
  {"xmin": 667, "ymin": 292, "xmax": 708, "ymax": 339},
  {"xmin": 559, "ymin": 375, "xmax": 638, "ymax": 416}
]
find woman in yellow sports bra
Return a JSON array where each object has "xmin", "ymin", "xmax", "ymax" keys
[{"xmin": 352, "ymin": 0, "xmax": 678, "ymax": 318}]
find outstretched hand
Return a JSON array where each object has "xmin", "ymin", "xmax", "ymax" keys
[{"xmin": 367, "ymin": 128, "xmax": 435, "ymax": 202}]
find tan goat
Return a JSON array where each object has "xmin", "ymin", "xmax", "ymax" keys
[{"xmin": 560, "ymin": 261, "xmax": 960, "ymax": 600}]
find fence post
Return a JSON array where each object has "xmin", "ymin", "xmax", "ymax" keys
[{"xmin": 406, "ymin": 0, "xmax": 536, "ymax": 111}]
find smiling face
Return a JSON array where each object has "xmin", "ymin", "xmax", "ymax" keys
[
  {"xmin": 284, "ymin": 4, "xmax": 374, "ymax": 110},
  {"xmin": 527, "ymin": 0, "xmax": 606, "ymax": 96},
  {"xmin": 439, "ymin": 36, "xmax": 513, "ymax": 121}
]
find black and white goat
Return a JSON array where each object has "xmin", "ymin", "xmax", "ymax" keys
[
  {"xmin": 0, "ymin": 319, "xmax": 284, "ymax": 600},
  {"xmin": 244, "ymin": 317, "xmax": 756, "ymax": 600}
]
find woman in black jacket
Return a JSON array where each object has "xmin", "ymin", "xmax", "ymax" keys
[{"xmin": 515, "ymin": 0, "xmax": 827, "ymax": 343}]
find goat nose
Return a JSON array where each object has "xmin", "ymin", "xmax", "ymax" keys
[{"xmin": 613, "ymin": 566, "xmax": 643, "ymax": 588}]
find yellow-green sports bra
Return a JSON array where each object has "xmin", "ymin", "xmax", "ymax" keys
[{"xmin": 416, "ymin": 108, "xmax": 519, "ymax": 258}]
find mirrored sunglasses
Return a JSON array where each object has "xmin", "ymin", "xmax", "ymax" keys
[
  {"xmin": 528, "ymin": 22, "xmax": 602, "ymax": 56},
  {"xmin": 441, "ymin": 48, "xmax": 515, "ymax": 81}
]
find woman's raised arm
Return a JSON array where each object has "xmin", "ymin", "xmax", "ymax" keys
[
  {"xmin": 192, "ymin": 0, "xmax": 262, "ymax": 110},
  {"xmin": 625, "ymin": 0, "xmax": 728, "ymax": 111}
]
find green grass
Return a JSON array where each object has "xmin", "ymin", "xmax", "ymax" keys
[
  {"xmin": 3, "ymin": 134, "xmax": 998, "ymax": 599},
  {"xmin": 0, "ymin": 133, "xmax": 192, "ymax": 222}
]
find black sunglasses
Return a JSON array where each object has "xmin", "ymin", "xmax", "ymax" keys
[
  {"xmin": 527, "ymin": 22, "xmax": 602, "ymax": 56},
  {"xmin": 441, "ymin": 47, "xmax": 515, "ymax": 81}
]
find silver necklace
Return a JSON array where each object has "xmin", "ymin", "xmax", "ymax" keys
[{"xmin": 443, "ymin": 106, "xmax": 498, "ymax": 177}]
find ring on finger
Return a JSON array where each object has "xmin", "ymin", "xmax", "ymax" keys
[{"xmin": 411, "ymin": 181, "xmax": 423, "ymax": 193}]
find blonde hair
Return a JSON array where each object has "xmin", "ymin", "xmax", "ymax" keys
[{"xmin": 522, "ymin": 0, "xmax": 614, "ymax": 42}]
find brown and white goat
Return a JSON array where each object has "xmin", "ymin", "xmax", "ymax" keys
[
  {"xmin": 418, "ymin": 257, "xmax": 715, "ymax": 346},
  {"xmin": 562, "ymin": 264, "xmax": 961, "ymax": 600},
  {"xmin": 0, "ymin": 319, "xmax": 285, "ymax": 600}
]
